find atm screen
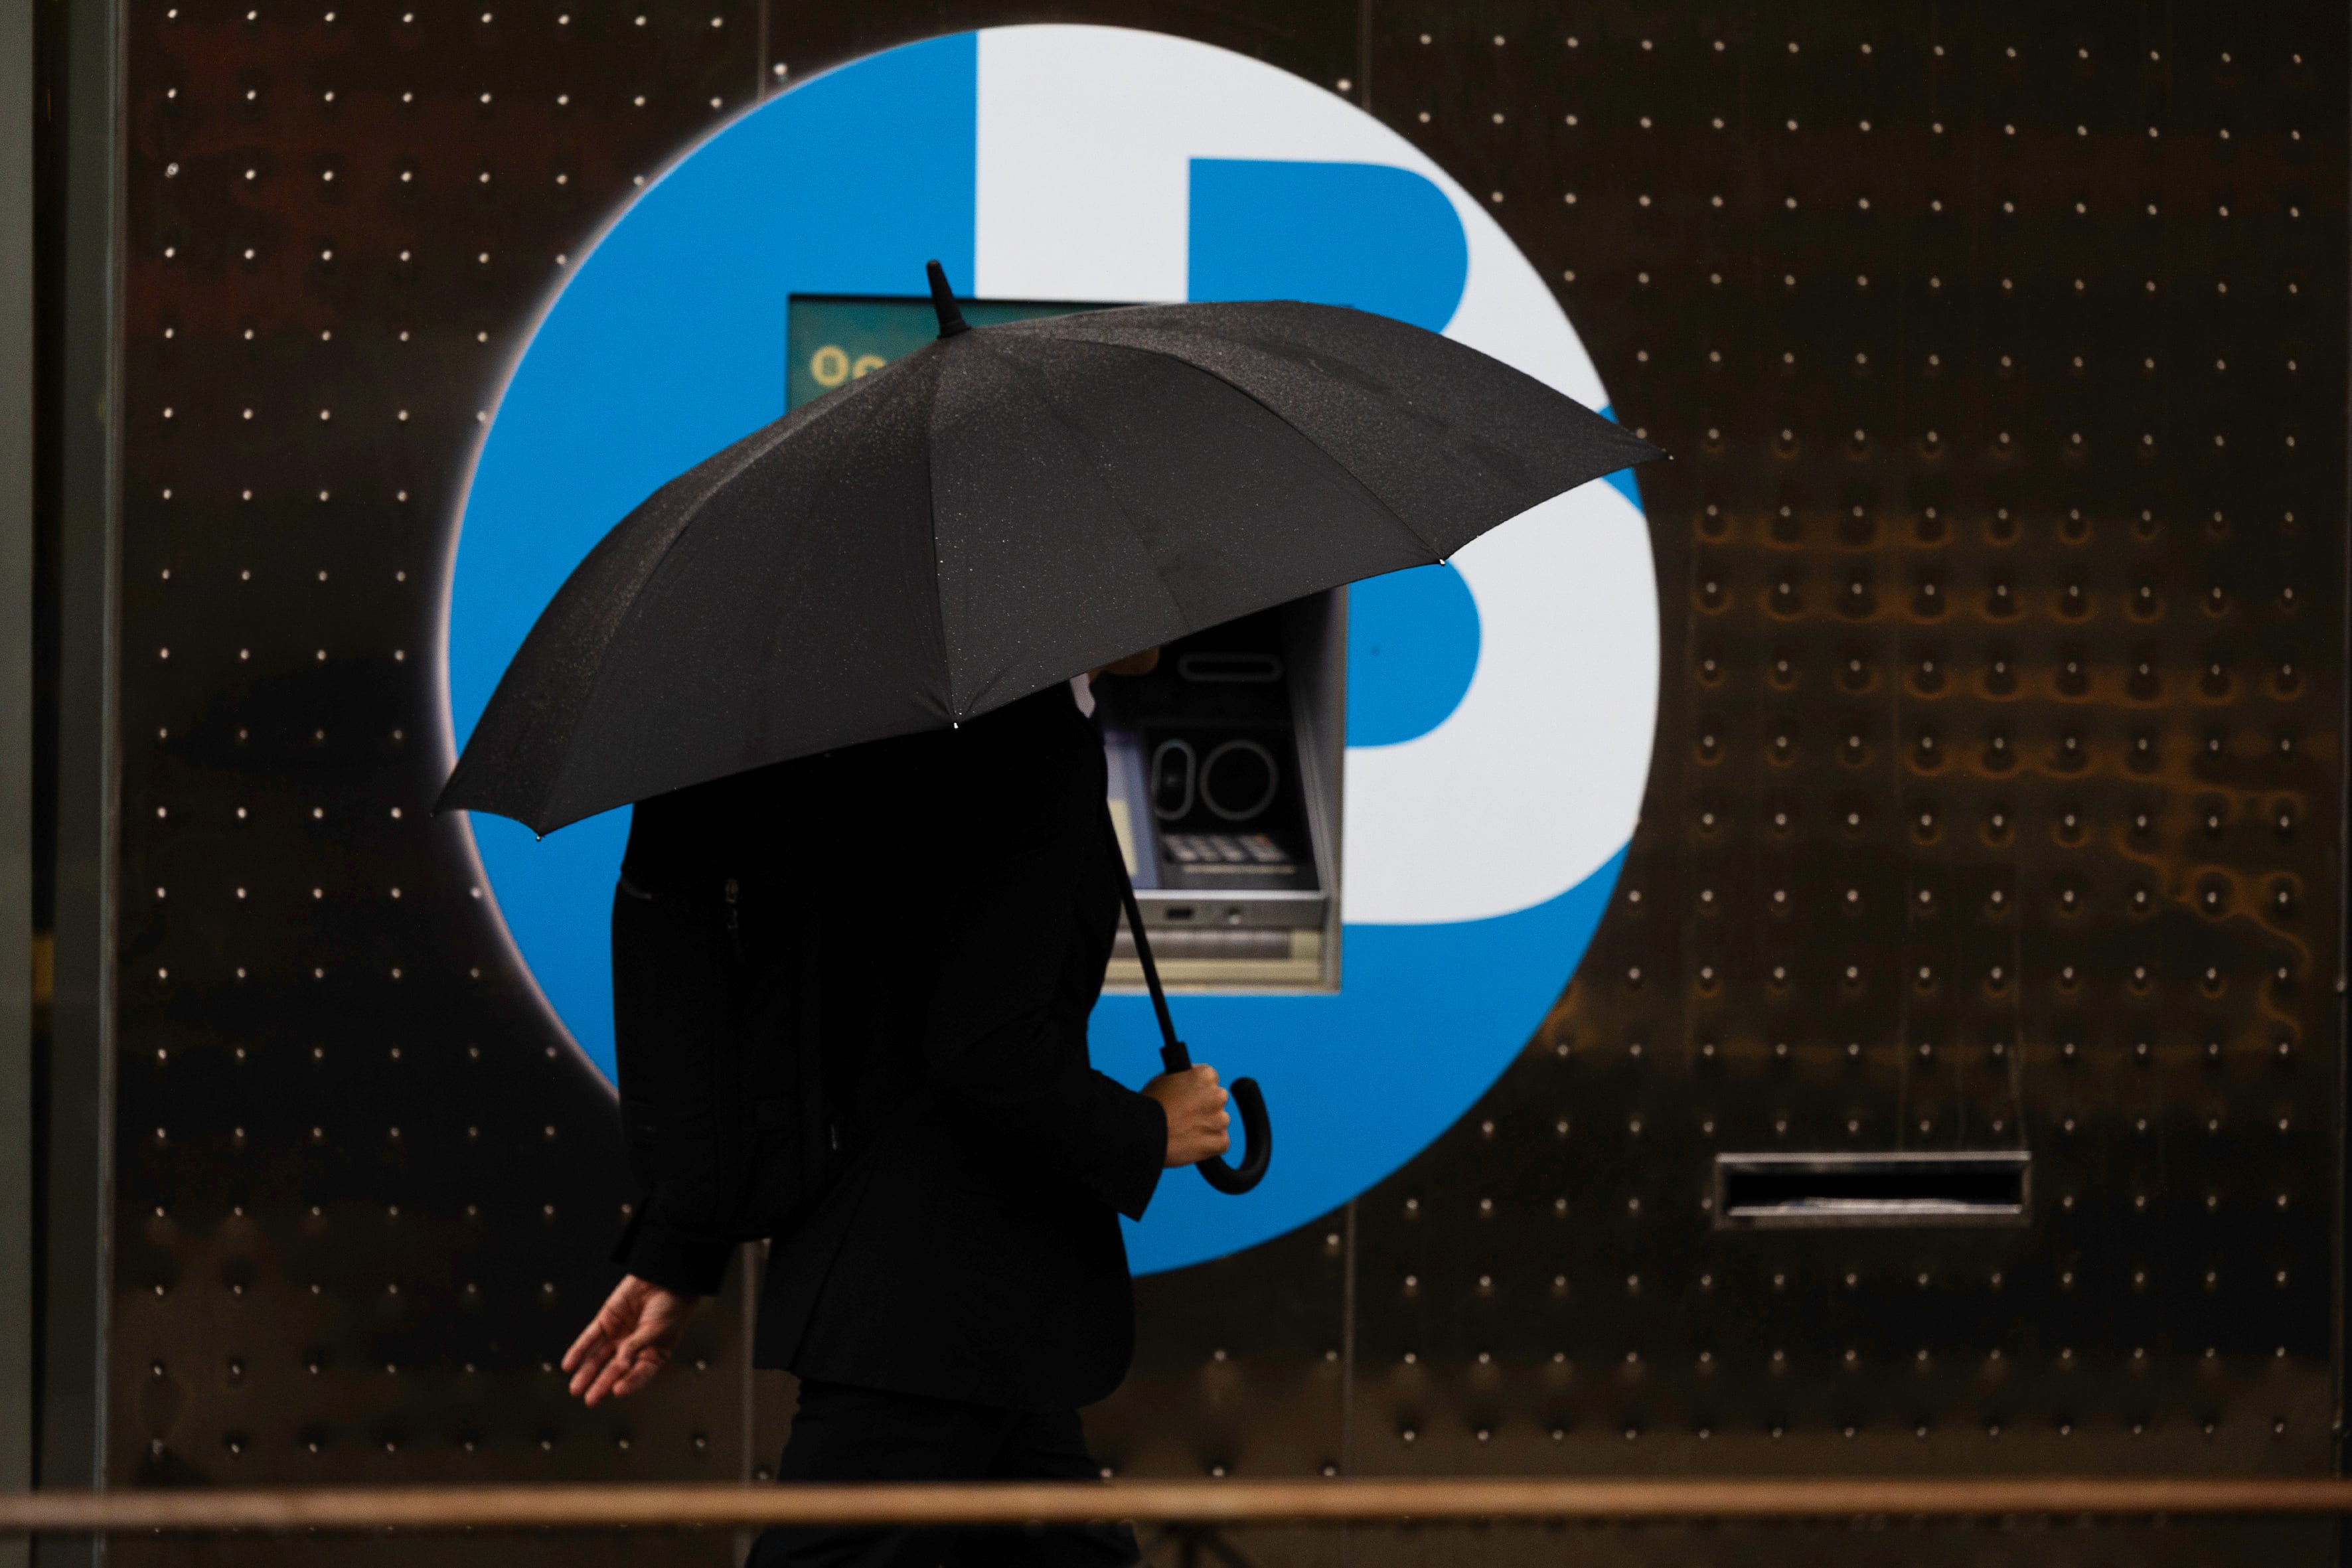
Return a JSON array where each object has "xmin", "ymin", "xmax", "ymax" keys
[{"xmin": 786, "ymin": 293, "xmax": 1105, "ymax": 410}]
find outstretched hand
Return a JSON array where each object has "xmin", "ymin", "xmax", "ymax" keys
[{"xmin": 562, "ymin": 1274, "xmax": 700, "ymax": 1405}]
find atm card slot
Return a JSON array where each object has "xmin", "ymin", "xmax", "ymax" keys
[{"xmin": 1112, "ymin": 927, "xmax": 1295, "ymax": 961}]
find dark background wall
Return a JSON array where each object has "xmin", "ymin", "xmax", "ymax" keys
[{"xmin": 70, "ymin": 0, "xmax": 2347, "ymax": 1563}]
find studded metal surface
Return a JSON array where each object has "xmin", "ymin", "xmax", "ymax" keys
[
  {"xmin": 104, "ymin": 0, "xmax": 2345, "ymax": 1563},
  {"xmin": 116, "ymin": 0, "xmax": 762, "ymax": 1539},
  {"xmin": 1344, "ymin": 0, "xmax": 2345, "ymax": 1499}
]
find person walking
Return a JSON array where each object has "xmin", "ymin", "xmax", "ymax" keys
[
  {"xmin": 444, "ymin": 270, "xmax": 1655, "ymax": 1563},
  {"xmin": 559, "ymin": 652, "xmax": 1232, "ymax": 1567}
]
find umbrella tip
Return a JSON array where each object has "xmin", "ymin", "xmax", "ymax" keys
[{"xmin": 926, "ymin": 260, "xmax": 969, "ymax": 339}]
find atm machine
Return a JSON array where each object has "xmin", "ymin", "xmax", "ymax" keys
[{"xmin": 1095, "ymin": 593, "xmax": 1344, "ymax": 992}]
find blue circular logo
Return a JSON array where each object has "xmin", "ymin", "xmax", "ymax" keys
[{"xmin": 441, "ymin": 26, "xmax": 1658, "ymax": 1274}]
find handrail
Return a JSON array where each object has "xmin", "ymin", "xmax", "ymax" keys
[{"xmin": 5, "ymin": 1476, "xmax": 2352, "ymax": 1534}]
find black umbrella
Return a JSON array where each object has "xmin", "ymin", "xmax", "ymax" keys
[
  {"xmin": 441, "ymin": 262, "xmax": 1662, "ymax": 1193},
  {"xmin": 440, "ymin": 263, "xmax": 1659, "ymax": 833}
]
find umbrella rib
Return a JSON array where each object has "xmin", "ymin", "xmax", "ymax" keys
[
  {"xmin": 1025, "ymin": 322, "xmax": 1458, "ymax": 562},
  {"xmin": 1014, "ymin": 341, "xmax": 1192, "ymax": 632},
  {"xmin": 943, "ymin": 339, "xmax": 1189, "ymax": 719},
  {"xmin": 1034, "ymin": 327, "xmax": 1452, "ymax": 562},
  {"xmin": 916, "ymin": 363, "xmax": 961, "ymax": 726},
  {"xmin": 528, "ymin": 384, "xmax": 878, "ymax": 821}
]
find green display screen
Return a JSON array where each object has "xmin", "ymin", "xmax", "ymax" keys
[{"xmin": 786, "ymin": 294, "xmax": 1109, "ymax": 411}]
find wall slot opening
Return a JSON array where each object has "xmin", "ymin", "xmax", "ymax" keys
[{"xmin": 1713, "ymin": 1152, "xmax": 2031, "ymax": 1228}]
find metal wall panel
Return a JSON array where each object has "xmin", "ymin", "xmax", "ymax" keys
[
  {"xmin": 1346, "ymin": 0, "xmax": 2343, "ymax": 1493},
  {"xmin": 44, "ymin": 0, "xmax": 126, "ymax": 1563},
  {"xmin": 112, "ymin": 0, "xmax": 761, "ymax": 1554},
  {"xmin": 2, "ymin": 0, "xmax": 38, "ymax": 1531},
  {"xmin": 95, "ymin": 0, "xmax": 2346, "ymax": 1563}
]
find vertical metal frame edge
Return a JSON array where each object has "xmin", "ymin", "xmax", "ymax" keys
[
  {"xmin": 2337, "ymin": 22, "xmax": 2352, "ymax": 1516},
  {"xmin": 37, "ymin": 0, "xmax": 119, "ymax": 1544},
  {"xmin": 0, "ymin": 0, "xmax": 37, "ymax": 1544}
]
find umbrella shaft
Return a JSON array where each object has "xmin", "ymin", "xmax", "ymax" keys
[{"xmin": 1109, "ymin": 834, "xmax": 1190, "ymax": 1073}]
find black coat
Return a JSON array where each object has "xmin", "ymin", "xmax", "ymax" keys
[{"xmin": 606, "ymin": 685, "xmax": 1168, "ymax": 1411}]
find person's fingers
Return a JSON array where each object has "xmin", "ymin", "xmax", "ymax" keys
[
  {"xmin": 595, "ymin": 1318, "xmax": 678, "ymax": 1403},
  {"xmin": 611, "ymin": 1346, "xmax": 670, "ymax": 1399},
  {"xmin": 1196, "ymin": 1065, "xmax": 1221, "ymax": 1087},
  {"xmin": 568, "ymin": 1346, "xmax": 613, "ymax": 1401},
  {"xmin": 580, "ymin": 1364, "xmax": 617, "ymax": 1407},
  {"xmin": 564, "ymin": 1329, "xmax": 615, "ymax": 1393},
  {"xmin": 580, "ymin": 1344, "xmax": 638, "ymax": 1407},
  {"xmin": 561, "ymin": 1322, "xmax": 602, "ymax": 1375},
  {"xmin": 1213, "ymin": 1087, "xmax": 1229, "ymax": 1108},
  {"xmin": 566, "ymin": 1289, "xmax": 653, "ymax": 1401},
  {"xmin": 569, "ymin": 1324, "xmax": 623, "ymax": 1399},
  {"xmin": 1214, "ymin": 1110, "xmax": 1230, "ymax": 1131}
]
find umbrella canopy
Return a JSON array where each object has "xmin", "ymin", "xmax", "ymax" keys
[{"xmin": 439, "ymin": 264, "xmax": 1662, "ymax": 834}]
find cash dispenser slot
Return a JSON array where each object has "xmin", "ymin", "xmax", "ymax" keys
[
  {"xmin": 1713, "ymin": 1152, "xmax": 2031, "ymax": 1228},
  {"xmin": 1097, "ymin": 592, "xmax": 1343, "ymax": 992}
]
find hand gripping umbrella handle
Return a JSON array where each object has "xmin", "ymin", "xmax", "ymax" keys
[{"xmin": 1111, "ymin": 832, "xmax": 1271, "ymax": 1196}]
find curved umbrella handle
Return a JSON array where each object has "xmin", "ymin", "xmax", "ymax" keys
[
  {"xmin": 1193, "ymin": 1075, "xmax": 1271, "ymax": 1194},
  {"xmin": 1110, "ymin": 823, "xmax": 1273, "ymax": 1198}
]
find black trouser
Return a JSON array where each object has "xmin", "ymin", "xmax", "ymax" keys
[{"xmin": 746, "ymin": 1379, "xmax": 1140, "ymax": 1568}]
